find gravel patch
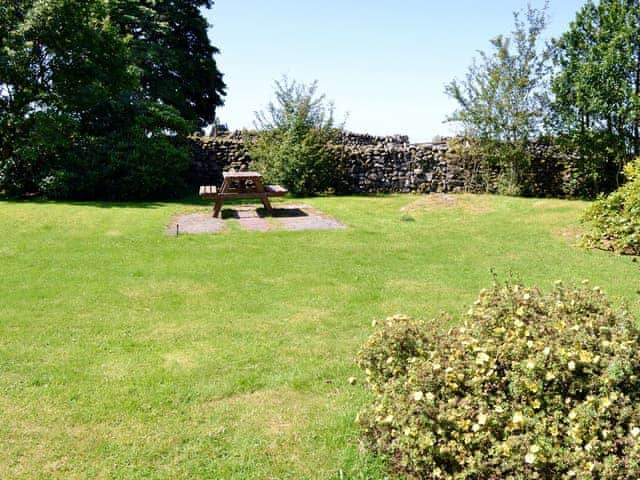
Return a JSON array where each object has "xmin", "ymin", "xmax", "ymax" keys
[
  {"xmin": 276, "ymin": 216, "xmax": 346, "ymax": 231},
  {"xmin": 166, "ymin": 212, "xmax": 225, "ymax": 235},
  {"xmin": 166, "ymin": 204, "xmax": 345, "ymax": 235}
]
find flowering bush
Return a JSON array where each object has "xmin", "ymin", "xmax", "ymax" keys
[
  {"xmin": 356, "ymin": 283, "xmax": 640, "ymax": 479},
  {"xmin": 357, "ymin": 314, "xmax": 433, "ymax": 386},
  {"xmin": 582, "ymin": 157, "xmax": 640, "ymax": 255}
]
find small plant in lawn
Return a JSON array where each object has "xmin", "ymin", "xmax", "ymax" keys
[{"xmin": 357, "ymin": 282, "xmax": 640, "ymax": 479}]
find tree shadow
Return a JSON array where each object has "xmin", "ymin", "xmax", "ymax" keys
[
  {"xmin": 262, "ymin": 207, "xmax": 308, "ymax": 218},
  {"xmin": 0, "ymin": 193, "xmax": 323, "ymax": 210},
  {"xmin": 0, "ymin": 194, "xmax": 212, "ymax": 209},
  {"xmin": 220, "ymin": 206, "xmax": 308, "ymax": 219}
]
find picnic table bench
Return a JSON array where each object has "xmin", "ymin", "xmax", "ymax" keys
[{"xmin": 199, "ymin": 171, "xmax": 287, "ymax": 217}]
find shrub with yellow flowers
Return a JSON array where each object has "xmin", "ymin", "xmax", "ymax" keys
[
  {"xmin": 356, "ymin": 282, "xmax": 640, "ymax": 479},
  {"xmin": 357, "ymin": 314, "xmax": 433, "ymax": 387}
]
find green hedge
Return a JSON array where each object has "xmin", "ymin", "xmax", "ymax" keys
[{"xmin": 582, "ymin": 158, "xmax": 640, "ymax": 255}]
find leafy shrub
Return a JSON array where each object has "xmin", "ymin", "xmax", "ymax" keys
[
  {"xmin": 582, "ymin": 158, "xmax": 640, "ymax": 255},
  {"xmin": 356, "ymin": 282, "xmax": 640, "ymax": 479},
  {"xmin": 555, "ymin": 132, "xmax": 625, "ymax": 198},
  {"xmin": 0, "ymin": 102, "xmax": 191, "ymax": 200},
  {"xmin": 357, "ymin": 314, "xmax": 432, "ymax": 386},
  {"xmin": 495, "ymin": 168, "xmax": 523, "ymax": 196},
  {"xmin": 250, "ymin": 77, "xmax": 345, "ymax": 196},
  {"xmin": 251, "ymin": 126, "xmax": 341, "ymax": 197}
]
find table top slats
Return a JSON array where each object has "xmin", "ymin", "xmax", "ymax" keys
[
  {"xmin": 222, "ymin": 171, "xmax": 262, "ymax": 179},
  {"xmin": 264, "ymin": 185, "xmax": 288, "ymax": 196},
  {"xmin": 199, "ymin": 185, "xmax": 217, "ymax": 195}
]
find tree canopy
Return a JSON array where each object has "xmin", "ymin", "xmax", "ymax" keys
[
  {"xmin": 552, "ymin": 0, "xmax": 640, "ymax": 159},
  {"xmin": 445, "ymin": 0, "xmax": 640, "ymax": 196},
  {"xmin": 0, "ymin": 0, "xmax": 225, "ymax": 199},
  {"xmin": 444, "ymin": 4, "xmax": 550, "ymax": 193},
  {"xmin": 251, "ymin": 77, "xmax": 345, "ymax": 196},
  {"xmin": 254, "ymin": 77, "xmax": 335, "ymax": 132},
  {"xmin": 108, "ymin": 0, "xmax": 225, "ymax": 128},
  {"xmin": 445, "ymin": 4, "xmax": 550, "ymax": 144}
]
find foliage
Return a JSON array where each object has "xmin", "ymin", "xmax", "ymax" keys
[
  {"xmin": 254, "ymin": 77, "xmax": 335, "ymax": 132},
  {"xmin": 446, "ymin": 136, "xmax": 599, "ymax": 198},
  {"xmin": 0, "ymin": 0, "xmax": 224, "ymax": 199},
  {"xmin": 357, "ymin": 314, "xmax": 432, "ymax": 386},
  {"xmin": 250, "ymin": 77, "xmax": 344, "ymax": 196},
  {"xmin": 445, "ymin": 4, "xmax": 551, "ymax": 192},
  {"xmin": 582, "ymin": 157, "xmax": 640, "ymax": 255},
  {"xmin": 107, "ymin": 0, "xmax": 226, "ymax": 128},
  {"xmin": 553, "ymin": 132, "xmax": 623, "ymax": 197},
  {"xmin": 446, "ymin": 0, "xmax": 640, "ymax": 197},
  {"xmin": 357, "ymin": 282, "xmax": 640, "ymax": 479},
  {"xmin": 551, "ymin": 0, "xmax": 640, "ymax": 172}
]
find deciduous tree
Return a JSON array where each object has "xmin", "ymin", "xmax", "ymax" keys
[
  {"xmin": 251, "ymin": 77, "xmax": 345, "ymax": 196},
  {"xmin": 0, "ymin": 0, "xmax": 225, "ymax": 199},
  {"xmin": 445, "ymin": 4, "xmax": 551, "ymax": 193},
  {"xmin": 551, "ymin": 0, "xmax": 640, "ymax": 188}
]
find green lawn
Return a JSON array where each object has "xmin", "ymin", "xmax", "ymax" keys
[{"xmin": 0, "ymin": 194, "xmax": 638, "ymax": 479}]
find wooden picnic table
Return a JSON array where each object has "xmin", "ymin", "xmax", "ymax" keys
[{"xmin": 199, "ymin": 171, "xmax": 287, "ymax": 217}]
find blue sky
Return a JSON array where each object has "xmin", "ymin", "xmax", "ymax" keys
[{"xmin": 204, "ymin": 1, "xmax": 586, "ymax": 142}]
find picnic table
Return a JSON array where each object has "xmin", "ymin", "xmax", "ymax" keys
[{"xmin": 199, "ymin": 171, "xmax": 287, "ymax": 217}]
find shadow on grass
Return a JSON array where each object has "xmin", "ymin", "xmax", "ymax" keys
[
  {"xmin": 0, "ymin": 192, "xmax": 397, "ymax": 210},
  {"xmin": 221, "ymin": 206, "xmax": 308, "ymax": 219},
  {"xmin": 0, "ymin": 194, "xmax": 212, "ymax": 209}
]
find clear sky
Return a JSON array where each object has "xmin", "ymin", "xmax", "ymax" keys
[{"xmin": 204, "ymin": 0, "xmax": 586, "ymax": 143}]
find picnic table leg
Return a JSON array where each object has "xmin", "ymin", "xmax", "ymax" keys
[
  {"xmin": 213, "ymin": 196, "xmax": 223, "ymax": 217},
  {"xmin": 213, "ymin": 178, "xmax": 231, "ymax": 217},
  {"xmin": 254, "ymin": 177, "xmax": 273, "ymax": 214},
  {"xmin": 261, "ymin": 195, "xmax": 273, "ymax": 214}
]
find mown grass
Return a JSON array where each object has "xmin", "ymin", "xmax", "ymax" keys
[{"xmin": 0, "ymin": 194, "xmax": 638, "ymax": 479}]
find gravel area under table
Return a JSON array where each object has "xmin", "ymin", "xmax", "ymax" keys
[{"xmin": 166, "ymin": 204, "xmax": 345, "ymax": 235}]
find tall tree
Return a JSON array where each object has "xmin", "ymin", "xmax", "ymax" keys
[
  {"xmin": 0, "ymin": 0, "xmax": 225, "ymax": 199},
  {"xmin": 552, "ymin": 0, "xmax": 640, "ymax": 161},
  {"xmin": 254, "ymin": 77, "xmax": 335, "ymax": 132},
  {"xmin": 444, "ymin": 3, "xmax": 551, "ymax": 192},
  {"xmin": 445, "ymin": 4, "xmax": 550, "ymax": 143},
  {"xmin": 107, "ymin": 0, "xmax": 226, "ymax": 128},
  {"xmin": 0, "ymin": 0, "xmax": 143, "ymax": 196}
]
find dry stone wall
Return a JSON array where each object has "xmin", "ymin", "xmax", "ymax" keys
[
  {"xmin": 335, "ymin": 138, "xmax": 473, "ymax": 193},
  {"xmin": 190, "ymin": 133, "xmax": 250, "ymax": 187},
  {"xmin": 191, "ymin": 131, "xmax": 485, "ymax": 194},
  {"xmin": 191, "ymin": 131, "xmax": 603, "ymax": 197}
]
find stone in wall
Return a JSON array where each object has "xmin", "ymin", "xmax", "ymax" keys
[{"xmin": 190, "ymin": 133, "xmax": 252, "ymax": 187}]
